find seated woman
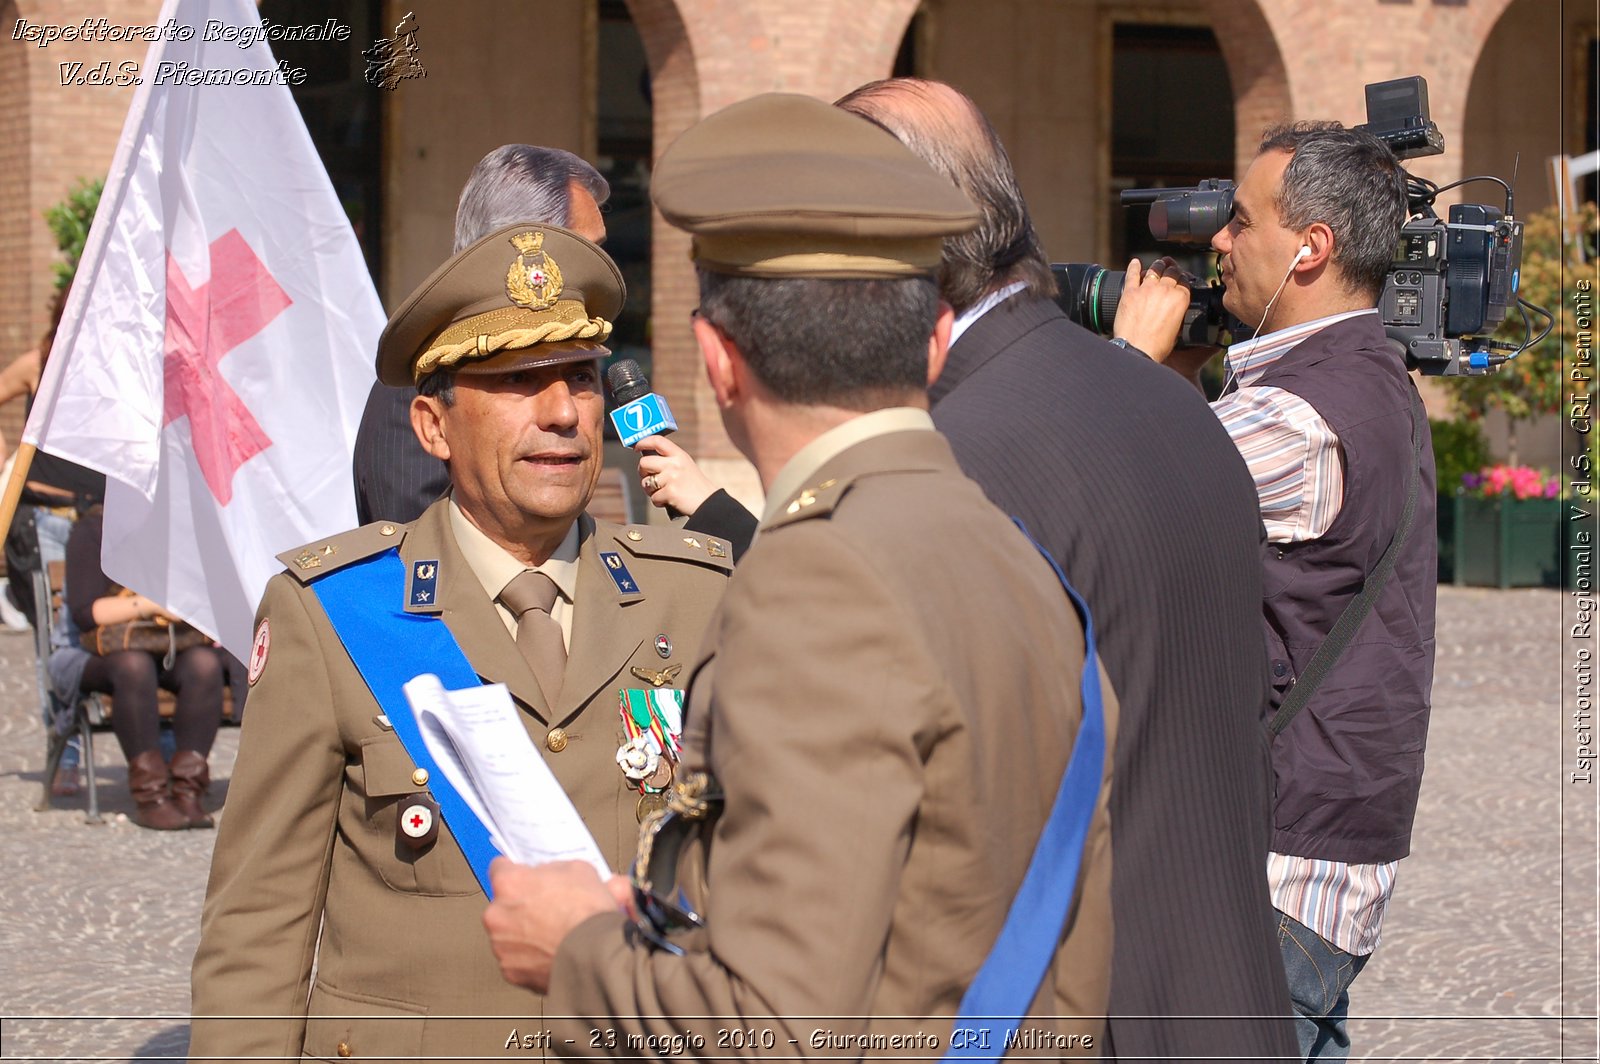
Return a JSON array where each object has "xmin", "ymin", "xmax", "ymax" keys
[{"xmin": 65, "ymin": 506, "xmax": 226, "ymax": 831}]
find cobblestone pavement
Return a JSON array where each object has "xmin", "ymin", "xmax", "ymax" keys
[{"xmin": 0, "ymin": 587, "xmax": 1594, "ymax": 1062}]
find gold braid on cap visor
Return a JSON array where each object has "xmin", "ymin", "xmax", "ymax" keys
[{"xmin": 412, "ymin": 299, "xmax": 613, "ymax": 383}]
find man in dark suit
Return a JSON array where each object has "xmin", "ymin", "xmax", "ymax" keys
[
  {"xmin": 837, "ymin": 78, "xmax": 1298, "ymax": 1061},
  {"xmin": 352, "ymin": 145, "xmax": 610, "ymax": 525}
]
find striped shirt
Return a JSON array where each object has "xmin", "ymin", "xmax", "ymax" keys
[
  {"xmin": 1215, "ymin": 310, "xmax": 1372, "ymax": 543},
  {"xmin": 1215, "ymin": 308, "xmax": 1399, "ymax": 956}
]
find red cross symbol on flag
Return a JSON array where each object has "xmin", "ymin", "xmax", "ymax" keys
[{"xmin": 163, "ymin": 229, "xmax": 291, "ymax": 504}]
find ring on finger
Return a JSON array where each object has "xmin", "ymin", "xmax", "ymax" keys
[{"xmin": 643, "ymin": 474, "xmax": 659, "ymax": 492}]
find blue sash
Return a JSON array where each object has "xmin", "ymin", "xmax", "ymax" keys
[
  {"xmin": 943, "ymin": 521, "xmax": 1108, "ymax": 1060},
  {"xmin": 310, "ymin": 548, "xmax": 504, "ymax": 897}
]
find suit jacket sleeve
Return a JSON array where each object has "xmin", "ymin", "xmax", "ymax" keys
[
  {"xmin": 189, "ymin": 574, "xmax": 345, "ymax": 1058},
  {"xmin": 681, "ymin": 489, "xmax": 758, "ymax": 560},
  {"xmin": 352, "ymin": 381, "xmax": 449, "ymax": 526},
  {"xmin": 544, "ymin": 521, "xmax": 948, "ymax": 1050}
]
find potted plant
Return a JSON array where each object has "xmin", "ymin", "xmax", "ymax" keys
[
  {"xmin": 1430, "ymin": 417, "xmax": 1489, "ymax": 582},
  {"xmin": 1451, "ymin": 464, "xmax": 1565, "ymax": 587}
]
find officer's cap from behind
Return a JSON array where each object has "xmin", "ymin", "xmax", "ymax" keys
[
  {"xmin": 376, "ymin": 222, "xmax": 625, "ymax": 387},
  {"xmin": 651, "ymin": 93, "xmax": 980, "ymax": 279}
]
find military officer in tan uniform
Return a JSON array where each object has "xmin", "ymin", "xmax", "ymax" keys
[
  {"xmin": 482, "ymin": 94, "xmax": 1118, "ymax": 1057},
  {"xmin": 189, "ymin": 223, "xmax": 731, "ymax": 1061}
]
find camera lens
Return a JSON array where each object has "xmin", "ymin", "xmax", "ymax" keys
[
  {"xmin": 1149, "ymin": 186, "xmax": 1235, "ymax": 245},
  {"xmin": 1052, "ymin": 263, "xmax": 1123, "ymax": 336}
]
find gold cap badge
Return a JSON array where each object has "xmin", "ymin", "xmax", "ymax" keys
[{"xmin": 506, "ymin": 230, "xmax": 564, "ymax": 311}]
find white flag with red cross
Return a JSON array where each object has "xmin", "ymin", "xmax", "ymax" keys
[{"xmin": 24, "ymin": 0, "xmax": 384, "ymax": 658}]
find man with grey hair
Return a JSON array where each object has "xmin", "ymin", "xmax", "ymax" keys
[
  {"xmin": 836, "ymin": 77, "xmax": 1298, "ymax": 1063},
  {"xmin": 352, "ymin": 144, "xmax": 609, "ymax": 525},
  {"xmin": 1118, "ymin": 121, "xmax": 1435, "ymax": 1061}
]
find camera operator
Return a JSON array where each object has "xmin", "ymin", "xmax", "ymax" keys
[{"xmin": 1117, "ymin": 121, "xmax": 1437, "ymax": 1062}]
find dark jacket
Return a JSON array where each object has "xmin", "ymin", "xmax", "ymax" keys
[
  {"xmin": 352, "ymin": 381, "xmax": 447, "ymax": 526},
  {"xmin": 1255, "ymin": 314, "xmax": 1437, "ymax": 864},
  {"xmin": 931, "ymin": 293, "xmax": 1297, "ymax": 1062}
]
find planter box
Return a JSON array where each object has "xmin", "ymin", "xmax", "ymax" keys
[{"xmin": 1451, "ymin": 495, "xmax": 1563, "ymax": 588}]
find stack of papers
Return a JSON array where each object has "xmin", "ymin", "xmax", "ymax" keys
[{"xmin": 403, "ymin": 674, "xmax": 609, "ymax": 878}]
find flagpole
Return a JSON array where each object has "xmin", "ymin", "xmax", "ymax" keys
[{"xmin": 0, "ymin": 443, "xmax": 36, "ymax": 539}]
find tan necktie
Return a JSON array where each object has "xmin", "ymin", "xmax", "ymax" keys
[{"xmin": 499, "ymin": 570, "xmax": 566, "ymax": 703}]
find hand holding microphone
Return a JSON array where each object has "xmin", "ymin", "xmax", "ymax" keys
[
  {"xmin": 605, "ymin": 359, "xmax": 716, "ymax": 515},
  {"xmin": 635, "ymin": 434, "xmax": 719, "ymax": 514}
]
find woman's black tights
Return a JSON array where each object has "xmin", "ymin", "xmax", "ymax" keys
[{"xmin": 81, "ymin": 646, "xmax": 225, "ymax": 760}]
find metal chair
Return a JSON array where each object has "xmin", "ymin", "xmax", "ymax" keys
[{"xmin": 31, "ymin": 561, "xmax": 106, "ymax": 824}]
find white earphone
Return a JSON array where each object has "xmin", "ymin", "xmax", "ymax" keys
[
  {"xmin": 1257, "ymin": 244, "xmax": 1314, "ymax": 333},
  {"xmin": 1222, "ymin": 243, "xmax": 1317, "ymax": 394}
]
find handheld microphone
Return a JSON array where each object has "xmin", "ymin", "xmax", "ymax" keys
[{"xmin": 606, "ymin": 359, "xmax": 679, "ymax": 447}]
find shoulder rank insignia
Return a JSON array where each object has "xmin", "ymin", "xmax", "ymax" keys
[
  {"xmin": 599, "ymin": 551, "xmax": 642, "ymax": 595},
  {"xmin": 785, "ymin": 478, "xmax": 838, "ymax": 516},
  {"xmin": 409, "ymin": 560, "xmax": 439, "ymax": 606}
]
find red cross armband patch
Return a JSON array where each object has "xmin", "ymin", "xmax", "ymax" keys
[{"xmin": 247, "ymin": 619, "xmax": 271, "ymax": 686}]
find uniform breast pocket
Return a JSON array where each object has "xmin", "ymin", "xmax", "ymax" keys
[{"xmin": 356, "ymin": 736, "xmax": 480, "ymax": 897}]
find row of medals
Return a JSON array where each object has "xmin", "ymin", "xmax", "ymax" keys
[
  {"xmin": 627, "ymin": 662, "xmax": 680, "ymax": 822},
  {"xmin": 635, "ymin": 753, "xmax": 674, "ymax": 821}
]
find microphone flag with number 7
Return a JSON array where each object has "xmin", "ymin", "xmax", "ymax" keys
[
  {"xmin": 22, "ymin": 0, "xmax": 384, "ymax": 658},
  {"xmin": 605, "ymin": 358, "xmax": 679, "ymax": 446}
]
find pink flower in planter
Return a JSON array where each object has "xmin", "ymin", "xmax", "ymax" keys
[{"xmin": 1466, "ymin": 463, "xmax": 1562, "ymax": 500}]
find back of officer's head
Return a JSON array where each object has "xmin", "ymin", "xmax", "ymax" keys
[
  {"xmin": 1259, "ymin": 122, "xmax": 1407, "ymax": 301},
  {"xmin": 651, "ymin": 93, "xmax": 979, "ymax": 411},
  {"xmin": 694, "ymin": 271, "xmax": 939, "ymax": 410},
  {"xmin": 835, "ymin": 77, "xmax": 1056, "ymax": 314}
]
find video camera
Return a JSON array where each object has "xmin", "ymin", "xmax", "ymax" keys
[{"xmin": 1055, "ymin": 76, "xmax": 1550, "ymax": 376}]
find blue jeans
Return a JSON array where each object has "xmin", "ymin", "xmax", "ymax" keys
[
  {"xmin": 1277, "ymin": 911, "xmax": 1371, "ymax": 1060},
  {"xmin": 34, "ymin": 509, "xmax": 82, "ymax": 771}
]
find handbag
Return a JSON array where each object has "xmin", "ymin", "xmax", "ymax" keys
[{"xmin": 80, "ymin": 589, "xmax": 210, "ymax": 666}]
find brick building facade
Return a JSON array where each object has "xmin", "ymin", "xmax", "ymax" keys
[{"xmin": 1, "ymin": 0, "xmax": 1592, "ymax": 506}]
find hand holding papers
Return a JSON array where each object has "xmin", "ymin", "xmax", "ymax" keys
[{"xmin": 403, "ymin": 674, "xmax": 609, "ymax": 879}]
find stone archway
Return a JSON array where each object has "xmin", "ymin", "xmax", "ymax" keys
[
  {"xmin": 1199, "ymin": 0, "xmax": 1291, "ymax": 176},
  {"xmin": 1462, "ymin": 0, "xmax": 1587, "ymax": 218},
  {"xmin": 618, "ymin": 0, "xmax": 923, "ymax": 508},
  {"xmin": 619, "ymin": 0, "xmax": 712, "ymax": 470},
  {"xmin": 1205, "ymin": 0, "xmax": 1520, "ymax": 192}
]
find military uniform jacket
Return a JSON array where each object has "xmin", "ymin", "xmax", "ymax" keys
[
  {"xmin": 544, "ymin": 429, "xmax": 1118, "ymax": 1056},
  {"xmin": 189, "ymin": 499, "xmax": 731, "ymax": 1062}
]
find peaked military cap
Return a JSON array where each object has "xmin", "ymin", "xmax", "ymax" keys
[
  {"xmin": 651, "ymin": 93, "xmax": 980, "ymax": 278},
  {"xmin": 376, "ymin": 222, "xmax": 626, "ymax": 386}
]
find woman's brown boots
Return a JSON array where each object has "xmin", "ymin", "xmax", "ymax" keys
[
  {"xmin": 168, "ymin": 750, "xmax": 215, "ymax": 829},
  {"xmin": 126, "ymin": 750, "xmax": 214, "ymax": 830},
  {"xmin": 126, "ymin": 750, "xmax": 188, "ymax": 830}
]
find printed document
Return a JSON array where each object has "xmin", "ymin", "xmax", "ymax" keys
[{"xmin": 403, "ymin": 673, "xmax": 609, "ymax": 878}]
